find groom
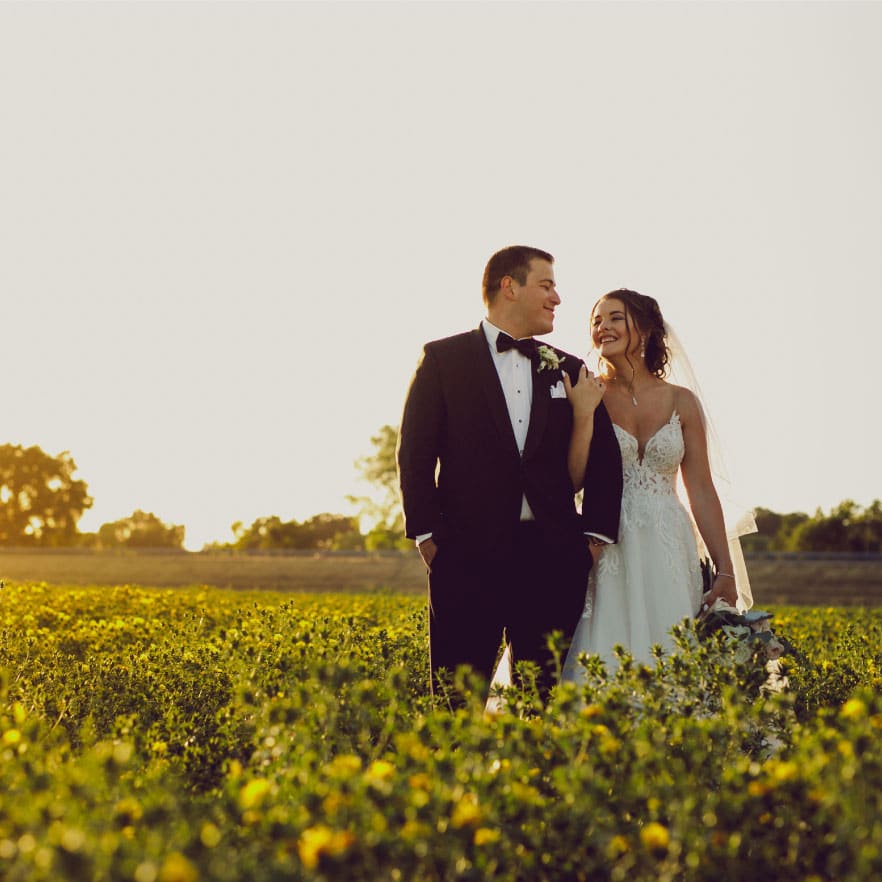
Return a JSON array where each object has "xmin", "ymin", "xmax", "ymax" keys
[{"xmin": 397, "ymin": 245, "xmax": 622, "ymax": 694}]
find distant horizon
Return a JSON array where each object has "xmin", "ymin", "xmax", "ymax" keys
[{"xmin": 5, "ymin": 433, "xmax": 881, "ymax": 551}]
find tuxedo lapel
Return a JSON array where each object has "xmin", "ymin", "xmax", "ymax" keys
[
  {"xmin": 524, "ymin": 361, "xmax": 552, "ymax": 460},
  {"xmin": 471, "ymin": 327, "xmax": 521, "ymax": 459}
]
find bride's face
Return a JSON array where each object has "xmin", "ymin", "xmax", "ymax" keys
[{"xmin": 591, "ymin": 298, "xmax": 640, "ymax": 360}]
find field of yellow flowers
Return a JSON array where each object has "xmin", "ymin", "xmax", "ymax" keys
[{"xmin": 1, "ymin": 581, "xmax": 881, "ymax": 881}]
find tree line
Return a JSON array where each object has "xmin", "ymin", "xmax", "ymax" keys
[
  {"xmin": 741, "ymin": 500, "xmax": 882, "ymax": 554},
  {"xmin": 1, "ymin": 436, "xmax": 879, "ymax": 553}
]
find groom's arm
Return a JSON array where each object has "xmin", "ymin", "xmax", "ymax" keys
[
  {"xmin": 397, "ymin": 344, "xmax": 445, "ymax": 543},
  {"xmin": 563, "ymin": 357, "xmax": 619, "ymax": 545},
  {"xmin": 580, "ymin": 402, "xmax": 623, "ymax": 543}
]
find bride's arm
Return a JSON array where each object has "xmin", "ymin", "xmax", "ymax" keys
[
  {"xmin": 564, "ymin": 365, "xmax": 606, "ymax": 491},
  {"xmin": 677, "ymin": 388, "xmax": 737, "ymax": 606}
]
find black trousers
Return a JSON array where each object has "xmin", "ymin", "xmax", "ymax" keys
[{"xmin": 427, "ymin": 523, "xmax": 592, "ymax": 695}]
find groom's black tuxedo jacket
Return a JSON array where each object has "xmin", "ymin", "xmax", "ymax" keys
[{"xmin": 398, "ymin": 326, "xmax": 622, "ymax": 557}]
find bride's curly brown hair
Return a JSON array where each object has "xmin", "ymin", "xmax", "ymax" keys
[{"xmin": 593, "ymin": 288, "xmax": 671, "ymax": 379}]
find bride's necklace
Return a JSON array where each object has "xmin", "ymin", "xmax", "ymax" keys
[{"xmin": 611, "ymin": 374, "xmax": 645, "ymax": 407}]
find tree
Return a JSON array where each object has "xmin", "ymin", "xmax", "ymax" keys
[
  {"xmin": 788, "ymin": 499, "xmax": 882, "ymax": 553},
  {"xmin": 740, "ymin": 507, "xmax": 810, "ymax": 553},
  {"xmin": 349, "ymin": 425, "xmax": 410, "ymax": 550},
  {"xmin": 741, "ymin": 500, "xmax": 882, "ymax": 553},
  {"xmin": 97, "ymin": 510, "xmax": 185, "ymax": 549},
  {"xmin": 852, "ymin": 499, "xmax": 882, "ymax": 553},
  {"xmin": 0, "ymin": 444, "xmax": 92, "ymax": 546},
  {"xmin": 230, "ymin": 513, "xmax": 362, "ymax": 551}
]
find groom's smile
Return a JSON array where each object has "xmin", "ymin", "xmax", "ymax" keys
[{"xmin": 510, "ymin": 258, "xmax": 560, "ymax": 337}]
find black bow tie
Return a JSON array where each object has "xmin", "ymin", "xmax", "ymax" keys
[{"xmin": 496, "ymin": 332, "xmax": 537, "ymax": 359}]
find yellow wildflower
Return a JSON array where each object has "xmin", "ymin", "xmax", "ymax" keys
[
  {"xmin": 606, "ymin": 835, "xmax": 630, "ymax": 858},
  {"xmin": 328, "ymin": 754, "xmax": 362, "ymax": 777},
  {"xmin": 297, "ymin": 825, "xmax": 355, "ymax": 870},
  {"xmin": 365, "ymin": 759, "xmax": 395, "ymax": 783},
  {"xmin": 238, "ymin": 778, "xmax": 272, "ymax": 810},
  {"xmin": 114, "ymin": 798, "xmax": 143, "ymax": 824},
  {"xmin": 401, "ymin": 820, "xmax": 429, "ymax": 841},
  {"xmin": 158, "ymin": 852, "xmax": 199, "ymax": 882},
  {"xmin": 840, "ymin": 698, "xmax": 866, "ymax": 720},
  {"xmin": 474, "ymin": 827, "xmax": 500, "ymax": 846},
  {"xmin": 451, "ymin": 793, "xmax": 482, "ymax": 828},
  {"xmin": 200, "ymin": 823, "xmax": 222, "ymax": 848},
  {"xmin": 322, "ymin": 792, "xmax": 353, "ymax": 816},
  {"xmin": 599, "ymin": 734, "xmax": 621, "ymax": 756},
  {"xmin": 640, "ymin": 822, "xmax": 670, "ymax": 851},
  {"xmin": 408, "ymin": 773, "xmax": 432, "ymax": 791},
  {"xmin": 748, "ymin": 781, "xmax": 768, "ymax": 797},
  {"xmin": 766, "ymin": 760, "xmax": 798, "ymax": 783}
]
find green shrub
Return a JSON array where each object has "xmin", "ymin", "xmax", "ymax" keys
[{"xmin": 1, "ymin": 584, "xmax": 881, "ymax": 881}]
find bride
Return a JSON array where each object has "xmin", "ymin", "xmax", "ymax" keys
[{"xmin": 562, "ymin": 289, "xmax": 754, "ymax": 678}]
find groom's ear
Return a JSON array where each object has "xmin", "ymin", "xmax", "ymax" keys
[{"xmin": 500, "ymin": 276, "xmax": 517, "ymax": 301}]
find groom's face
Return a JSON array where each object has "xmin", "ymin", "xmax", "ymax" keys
[{"xmin": 512, "ymin": 259, "xmax": 560, "ymax": 336}]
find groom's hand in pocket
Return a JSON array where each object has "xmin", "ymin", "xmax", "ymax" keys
[
  {"xmin": 587, "ymin": 536, "xmax": 606, "ymax": 566},
  {"xmin": 418, "ymin": 537, "xmax": 438, "ymax": 571}
]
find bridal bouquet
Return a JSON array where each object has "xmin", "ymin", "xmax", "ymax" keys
[
  {"xmin": 697, "ymin": 596, "xmax": 800, "ymax": 693},
  {"xmin": 697, "ymin": 557, "xmax": 800, "ymax": 691}
]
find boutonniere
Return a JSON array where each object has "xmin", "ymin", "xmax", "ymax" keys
[{"xmin": 536, "ymin": 345, "xmax": 564, "ymax": 373}]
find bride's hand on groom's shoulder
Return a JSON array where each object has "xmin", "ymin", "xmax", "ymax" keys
[{"xmin": 564, "ymin": 365, "xmax": 606, "ymax": 418}]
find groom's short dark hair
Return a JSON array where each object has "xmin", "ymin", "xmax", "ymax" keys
[{"xmin": 483, "ymin": 245, "xmax": 554, "ymax": 306}]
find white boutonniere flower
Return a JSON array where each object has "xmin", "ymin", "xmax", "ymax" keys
[{"xmin": 536, "ymin": 345, "xmax": 563, "ymax": 373}]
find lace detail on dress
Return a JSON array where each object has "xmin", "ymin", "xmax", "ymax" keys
[
  {"xmin": 612, "ymin": 412, "xmax": 700, "ymax": 596},
  {"xmin": 614, "ymin": 412, "xmax": 682, "ymax": 525},
  {"xmin": 579, "ymin": 570, "xmax": 597, "ymax": 618}
]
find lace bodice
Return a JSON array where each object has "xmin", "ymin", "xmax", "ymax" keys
[
  {"xmin": 612, "ymin": 411, "xmax": 690, "ymax": 535},
  {"xmin": 614, "ymin": 411, "xmax": 683, "ymax": 494}
]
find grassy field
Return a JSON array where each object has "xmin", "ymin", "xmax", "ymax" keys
[
  {"xmin": 2, "ymin": 582, "xmax": 882, "ymax": 881},
  {"xmin": 0, "ymin": 548, "xmax": 880, "ymax": 604}
]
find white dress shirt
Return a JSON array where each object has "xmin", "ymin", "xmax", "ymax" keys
[{"xmin": 481, "ymin": 319, "xmax": 536, "ymax": 521}]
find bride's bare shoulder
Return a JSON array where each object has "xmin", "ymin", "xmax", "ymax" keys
[{"xmin": 671, "ymin": 385, "xmax": 702, "ymax": 417}]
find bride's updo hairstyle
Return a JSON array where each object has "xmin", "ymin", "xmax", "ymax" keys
[{"xmin": 594, "ymin": 288, "xmax": 671, "ymax": 379}]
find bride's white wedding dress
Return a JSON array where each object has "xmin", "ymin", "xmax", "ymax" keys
[{"xmin": 562, "ymin": 410, "xmax": 703, "ymax": 679}]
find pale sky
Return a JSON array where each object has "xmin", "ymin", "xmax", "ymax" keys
[{"xmin": 2, "ymin": 1, "xmax": 880, "ymax": 550}]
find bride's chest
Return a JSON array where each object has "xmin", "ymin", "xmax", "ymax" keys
[{"xmin": 614, "ymin": 416, "xmax": 685, "ymax": 475}]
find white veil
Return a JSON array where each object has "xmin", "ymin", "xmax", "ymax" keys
[{"xmin": 664, "ymin": 322, "xmax": 756, "ymax": 610}]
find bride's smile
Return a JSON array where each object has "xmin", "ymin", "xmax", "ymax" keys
[{"xmin": 591, "ymin": 299, "xmax": 642, "ymax": 363}]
